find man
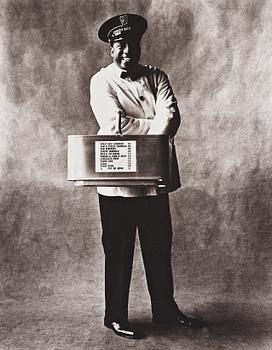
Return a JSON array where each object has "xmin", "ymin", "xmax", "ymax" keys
[{"xmin": 90, "ymin": 13, "xmax": 204, "ymax": 339}]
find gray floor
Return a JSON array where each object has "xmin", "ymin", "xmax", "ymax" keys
[{"xmin": 0, "ymin": 288, "xmax": 271, "ymax": 350}]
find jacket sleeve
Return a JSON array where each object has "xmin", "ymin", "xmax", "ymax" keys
[
  {"xmin": 90, "ymin": 73, "xmax": 151, "ymax": 135},
  {"xmin": 147, "ymin": 69, "xmax": 181, "ymax": 138}
]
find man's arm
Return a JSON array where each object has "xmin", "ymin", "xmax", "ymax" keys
[
  {"xmin": 90, "ymin": 74, "xmax": 151, "ymax": 135},
  {"xmin": 147, "ymin": 69, "xmax": 181, "ymax": 138}
]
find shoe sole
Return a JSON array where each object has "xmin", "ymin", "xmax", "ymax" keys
[{"xmin": 152, "ymin": 319, "xmax": 206, "ymax": 329}]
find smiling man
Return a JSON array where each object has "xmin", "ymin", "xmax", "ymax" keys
[
  {"xmin": 110, "ymin": 38, "xmax": 141, "ymax": 71},
  {"xmin": 90, "ymin": 14, "xmax": 205, "ymax": 339}
]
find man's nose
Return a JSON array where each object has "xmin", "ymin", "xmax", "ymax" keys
[{"xmin": 123, "ymin": 44, "xmax": 130, "ymax": 54}]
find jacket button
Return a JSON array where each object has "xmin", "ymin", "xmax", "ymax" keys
[{"xmin": 139, "ymin": 96, "xmax": 145, "ymax": 101}]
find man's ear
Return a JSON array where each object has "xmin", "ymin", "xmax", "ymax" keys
[{"xmin": 110, "ymin": 47, "xmax": 114, "ymax": 57}]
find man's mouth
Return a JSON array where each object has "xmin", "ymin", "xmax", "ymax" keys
[{"xmin": 122, "ymin": 57, "xmax": 131, "ymax": 63}]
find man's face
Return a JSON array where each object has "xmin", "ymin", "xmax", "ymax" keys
[{"xmin": 110, "ymin": 38, "xmax": 141, "ymax": 71}]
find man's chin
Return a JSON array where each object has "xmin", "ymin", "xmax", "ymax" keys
[
  {"xmin": 121, "ymin": 64, "xmax": 131, "ymax": 71},
  {"xmin": 120, "ymin": 61, "xmax": 137, "ymax": 71}
]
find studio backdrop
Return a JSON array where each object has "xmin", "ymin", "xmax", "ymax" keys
[{"xmin": 0, "ymin": 0, "xmax": 271, "ymax": 308}]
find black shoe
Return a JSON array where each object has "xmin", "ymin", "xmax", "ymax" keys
[
  {"xmin": 153, "ymin": 311, "xmax": 206, "ymax": 329},
  {"xmin": 104, "ymin": 320, "xmax": 142, "ymax": 339}
]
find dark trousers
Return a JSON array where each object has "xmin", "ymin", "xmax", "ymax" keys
[{"xmin": 98, "ymin": 194, "xmax": 178, "ymax": 323}]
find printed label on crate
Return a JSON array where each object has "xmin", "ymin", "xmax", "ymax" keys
[{"xmin": 95, "ymin": 140, "xmax": 136, "ymax": 172}]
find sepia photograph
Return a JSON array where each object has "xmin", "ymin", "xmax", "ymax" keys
[{"xmin": 0, "ymin": 0, "xmax": 271, "ymax": 349}]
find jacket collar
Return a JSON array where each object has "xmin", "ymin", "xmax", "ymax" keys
[{"xmin": 111, "ymin": 63, "xmax": 147, "ymax": 81}]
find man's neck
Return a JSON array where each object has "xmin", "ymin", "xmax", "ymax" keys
[{"xmin": 113, "ymin": 62, "xmax": 141, "ymax": 73}]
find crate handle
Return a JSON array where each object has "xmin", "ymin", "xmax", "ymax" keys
[{"xmin": 116, "ymin": 111, "xmax": 123, "ymax": 136}]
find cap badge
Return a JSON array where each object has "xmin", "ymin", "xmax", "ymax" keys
[{"xmin": 119, "ymin": 15, "xmax": 128, "ymax": 25}]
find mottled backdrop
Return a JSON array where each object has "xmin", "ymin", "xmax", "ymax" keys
[{"xmin": 0, "ymin": 0, "xmax": 272, "ymax": 313}]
